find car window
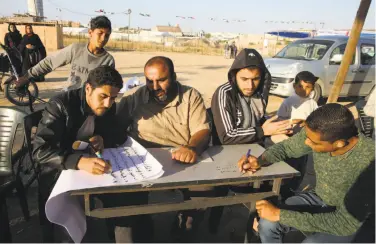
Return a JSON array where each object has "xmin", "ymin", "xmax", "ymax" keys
[
  {"xmin": 275, "ymin": 40, "xmax": 333, "ymax": 61},
  {"xmin": 329, "ymin": 43, "xmax": 356, "ymax": 65},
  {"xmin": 360, "ymin": 44, "xmax": 375, "ymax": 65}
]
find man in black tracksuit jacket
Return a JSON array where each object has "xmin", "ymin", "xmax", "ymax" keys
[
  {"xmin": 33, "ymin": 66, "xmax": 152, "ymax": 243},
  {"xmin": 211, "ymin": 48, "xmax": 292, "ymax": 145}
]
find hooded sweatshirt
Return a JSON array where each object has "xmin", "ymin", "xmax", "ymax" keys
[{"xmin": 211, "ymin": 48, "xmax": 272, "ymax": 145}]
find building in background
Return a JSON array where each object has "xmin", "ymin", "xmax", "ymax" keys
[{"xmin": 152, "ymin": 24, "xmax": 183, "ymax": 37}]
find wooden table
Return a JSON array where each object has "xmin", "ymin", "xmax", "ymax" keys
[{"xmin": 71, "ymin": 144, "xmax": 299, "ymax": 220}]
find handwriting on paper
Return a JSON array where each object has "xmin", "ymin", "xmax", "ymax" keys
[
  {"xmin": 101, "ymin": 139, "xmax": 164, "ymax": 185},
  {"xmin": 216, "ymin": 165, "xmax": 238, "ymax": 174}
]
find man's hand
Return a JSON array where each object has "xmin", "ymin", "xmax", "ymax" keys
[
  {"xmin": 262, "ymin": 115, "xmax": 293, "ymax": 136},
  {"xmin": 77, "ymin": 157, "xmax": 111, "ymax": 175},
  {"xmin": 291, "ymin": 119, "xmax": 306, "ymax": 128},
  {"xmin": 256, "ymin": 200, "xmax": 281, "ymax": 222},
  {"xmin": 15, "ymin": 76, "xmax": 29, "ymax": 88},
  {"xmin": 89, "ymin": 135, "xmax": 104, "ymax": 153},
  {"xmin": 237, "ymin": 155, "xmax": 261, "ymax": 173},
  {"xmin": 26, "ymin": 44, "xmax": 34, "ymax": 49},
  {"xmin": 171, "ymin": 146, "xmax": 197, "ymax": 163}
]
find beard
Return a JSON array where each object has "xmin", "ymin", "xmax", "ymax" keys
[{"xmin": 153, "ymin": 90, "xmax": 168, "ymax": 102}]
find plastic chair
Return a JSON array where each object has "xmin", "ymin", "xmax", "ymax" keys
[
  {"xmin": 356, "ymin": 99, "xmax": 374, "ymax": 138},
  {"xmin": 0, "ymin": 107, "xmax": 29, "ymax": 242},
  {"xmin": 23, "ymin": 110, "xmax": 43, "ymax": 189}
]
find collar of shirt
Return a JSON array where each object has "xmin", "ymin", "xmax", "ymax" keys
[
  {"xmin": 78, "ymin": 86, "xmax": 95, "ymax": 116},
  {"xmin": 142, "ymin": 81, "xmax": 184, "ymax": 108},
  {"xmin": 328, "ymin": 133, "xmax": 365, "ymax": 161}
]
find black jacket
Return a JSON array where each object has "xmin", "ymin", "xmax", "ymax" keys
[
  {"xmin": 4, "ymin": 31, "xmax": 22, "ymax": 49},
  {"xmin": 211, "ymin": 48, "xmax": 272, "ymax": 145},
  {"xmin": 33, "ymin": 88, "xmax": 126, "ymax": 171},
  {"xmin": 20, "ymin": 34, "xmax": 47, "ymax": 75}
]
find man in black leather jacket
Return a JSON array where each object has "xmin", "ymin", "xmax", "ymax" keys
[{"xmin": 33, "ymin": 65, "xmax": 153, "ymax": 243}]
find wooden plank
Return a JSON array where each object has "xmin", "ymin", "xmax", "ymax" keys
[
  {"xmin": 327, "ymin": 0, "xmax": 372, "ymax": 103},
  {"xmin": 88, "ymin": 191, "xmax": 276, "ymax": 218}
]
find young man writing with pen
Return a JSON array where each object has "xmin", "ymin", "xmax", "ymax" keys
[
  {"xmin": 116, "ymin": 56, "xmax": 212, "ymax": 241},
  {"xmin": 33, "ymin": 66, "xmax": 152, "ymax": 243},
  {"xmin": 237, "ymin": 104, "xmax": 375, "ymax": 243}
]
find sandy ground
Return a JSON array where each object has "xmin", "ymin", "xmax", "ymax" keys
[{"xmin": 0, "ymin": 50, "xmax": 359, "ymax": 117}]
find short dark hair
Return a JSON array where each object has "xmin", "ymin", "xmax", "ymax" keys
[
  {"xmin": 86, "ymin": 65, "xmax": 123, "ymax": 89},
  {"xmin": 90, "ymin": 16, "xmax": 112, "ymax": 31},
  {"xmin": 295, "ymin": 71, "xmax": 318, "ymax": 85},
  {"xmin": 306, "ymin": 103, "xmax": 358, "ymax": 142},
  {"xmin": 144, "ymin": 56, "xmax": 175, "ymax": 79}
]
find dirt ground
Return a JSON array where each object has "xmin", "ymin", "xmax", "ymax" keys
[{"xmin": 0, "ymin": 50, "xmax": 359, "ymax": 118}]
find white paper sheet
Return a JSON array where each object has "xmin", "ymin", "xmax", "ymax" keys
[{"xmin": 45, "ymin": 137, "xmax": 164, "ymax": 243}]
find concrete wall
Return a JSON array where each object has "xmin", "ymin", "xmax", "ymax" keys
[{"xmin": 0, "ymin": 23, "xmax": 64, "ymax": 52}]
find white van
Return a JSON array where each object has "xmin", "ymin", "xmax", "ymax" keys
[{"xmin": 264, "ymin": 36, "xmax": 375, "ymax": 101}]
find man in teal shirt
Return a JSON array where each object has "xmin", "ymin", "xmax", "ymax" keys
[{"xmin": 238, "ymin": 103, "xmax": 375, "ymax": 243}]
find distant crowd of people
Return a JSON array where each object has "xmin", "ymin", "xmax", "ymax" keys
[{"xmin": 224, "ymin": 41, "xmax": 238, "ymax": 59}]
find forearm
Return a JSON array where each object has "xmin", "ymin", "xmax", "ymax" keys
[
  {"xmin": 26, "ymin": 45, "xmax": 71, "ymax": 78},
  {"xmin": 279, "ymin": 207, "xmax": 361, "ymax": 236},
  {"xmin": 188, "ymin": 129, "xmax": 210, "ymax": 155},
  {"xmin": 260, "ymin": 130, "xmax": 311, "ymax": 165},
  {"xmin": 26, "ymin": 57, "xmax": 52, "ymax": 78},
  {"xmin": 33, "ymin": 145, "xmax": 82, "ymax": 170}
]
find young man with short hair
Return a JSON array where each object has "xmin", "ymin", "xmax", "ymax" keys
[
  {"xmin": 277, "ymin": 71, "xmax": 319, "ymax": 122},
  {"xmin": 211, "ymin": 48, "xmax": 292, "ymax": 145},
  {"xmin": 238, "ymin": 103, "xmax": 375, "ymax": 243},
  {"xmin": 16, "ymin": 16, "xmax": 115, "ymax": 90},
  {"xmin": 34, "ymin": 66, "xmax": 151, "ymax": 243},
  {"xmin": 271, "ymin": 71, "xmax": 319, "ymax": 143}
]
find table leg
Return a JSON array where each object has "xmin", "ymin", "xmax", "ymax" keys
[
  {"xmin": 84, "ymin": 194, "xmax": 91, "ymax": 216},
  {"xmin": 253, "ymin": 180, "xmax": 261, "ymax": 189},
  {"xmin": 272, "ymin": 178, "xmax": 282, "ymax": 195},
  {"xmin": 244, "ymin": 201, "xmax": 257, "ymax": 244}
]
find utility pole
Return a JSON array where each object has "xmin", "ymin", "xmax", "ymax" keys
[
  {"xmin": 327, "ymin": 0, "xmax": 371, "ymax": 103},
  {"xmin": 127, "ymin": 9, "xmax": 132, "ymax": 42}
]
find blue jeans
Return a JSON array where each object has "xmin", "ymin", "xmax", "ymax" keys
[{"xmin": 258, "ymin": 192, "xmax": 357, "ymax": 243}]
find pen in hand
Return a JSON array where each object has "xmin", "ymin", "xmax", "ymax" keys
[
  {"xmin": 242, "ymin": 149, "xmax": 252, "ymax": 175},
  {"xmin": 88, "ymin": 144, "xmax": 113, "ymax": 174}
]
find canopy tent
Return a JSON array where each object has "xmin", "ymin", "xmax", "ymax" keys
[
  {"xmin": 267, "ymin": 31, "xmax": 311, "ymax": 38},
  {"xmin": 360, "ymin": 32, "xmax": 376, "ymax": 38}
]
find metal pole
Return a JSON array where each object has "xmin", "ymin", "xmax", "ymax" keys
[
  {"xmin": 327, "ymin": 0, "xmax": 371, "ymax": 103},
  {"xmin": 127, "ymin": 9, "xmax": 132, "ymax": 42},
  {"xmin": 274, "ymin": 32, "xmax": 278, "ymax": 56},
  {"xmin": 262, "ymin": 32, "xmax": 265, "ymax": 55}
]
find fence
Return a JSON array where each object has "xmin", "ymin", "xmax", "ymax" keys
[{"xmin": 63, "ymin": 33, "xmax": 286, "ymax": 57}]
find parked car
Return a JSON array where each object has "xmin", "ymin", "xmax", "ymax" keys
[{"xmin": 264, "ymin": 36, "xmax": 375, "ymax": 101}]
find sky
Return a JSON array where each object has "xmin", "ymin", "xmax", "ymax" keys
[{"xmin": 0, "ymin": 0, "xmax": 375, "ymax": 34}]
